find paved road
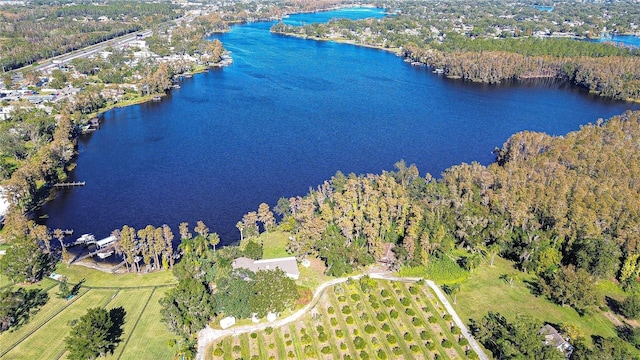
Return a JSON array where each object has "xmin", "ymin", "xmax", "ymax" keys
[{"xmin": 196, "ymin": 272, "xmax": 489, "ymax": 360}]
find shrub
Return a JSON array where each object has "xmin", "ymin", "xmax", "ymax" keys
[
  {"xmin": 409, "ymin": 286, "xmax": 419, "ymax": 295},
  {"xmin": 371, "ymin": 302, "xmax": 380, "ymax": 310},
  {"xmin": 442, "ymin": 339, "xmax": 453, "ymax": 348},
  {"xmin": 338, "ymin": 295, "xmax": 346, "ymax": 302},
  {"xmin": 383, "ymin": 298, "xmax": 395, "ymax": 307},
  {"xmin": 622, "ymin": 295, "xmax": 640, "ymax": 319},
  {"xmin": 420, "ymin": 331, "xmax": 429, "ymax": 340},
  {"xmin": 304, "ymin": 345, "xmax": 315, "ymax": 357},
  {"xmin": 346, "ymin": 316, "xmax": 354, "ymax": 324},
  {"xmin": 343, "ymin": 354, "xmax": 351, "ymax": 360},
  {"xmin": 321, "ymin": 346, "xmax": 331, "ymax": 354},
  {"xmin": 250, "ymin": 332, "xmax": 257, "ymax": 339},
  {"xmin": 288, "ymin": 350, "xmax": 295, "ymax": 358},
  {"xmin": 361, "ymin": 313, "xmax": 369, "ymax": 322},
  {"xmin": 340, "ymin": 342, "xmax": 347, "ymax": 350},
  {"xmin": 330, "ymin": 317, "xmax": 338, "ymax": 326},
  {"xmin": 428, "ymin": 316, "xmax": 437, "ymax": 323},
  {"xmin": 405, "ymin": 308, "xmax": 415, "ymax": 316},
  {"xmin": 360, "ymin": 351, "xmax": 369, "ymax": 360},
  {"xmin": 268, "ymin": 343, "xmax": 274, "ymax": 349},
  {"xmin": 381, "ymin": 323, "xmax": 391, "ymax": 332},
  {"xmin": 213, "ymin": 348, "xmax": 223, "ymax": 356},
  {"xmin": 451, "ymin": 326, "xmax": 461, "ymax": 335},
  {"xmin": 301, "ymin": 334, "xmax": 311, "ymax": 344},
  {"xmin": 232, "ymin": 345, "xmax": 241, "ymax": 353},
  {"xmin": 377, "ymin": 349, "xmax": 387, "ymax": 359},
  {"xmin": 356, "ymin": 303, "xmax": 364, "ymax": 311},
  {"xmin": 353, "ymin": 328, "xmax": 359, "ymax": 336},
  {"xmin": 389, "ymin": 309, "xmax": 399, "ymax": 319},
  {"xmin": 318, "ymin": 332, "xmax": 328, "ymax": 342},
  {"xmin": 316, "ymin": 325, "xmax": 325, "ymax": 333},
  {"xmin": 284, "ymin": 333, "xmax": 290, "ymax": 339},
  {"xmin": 251, "ymin": 355, "xmax": 259, "ymax": 360},
  {"xmin": 412, "ymin": 317, "xmax": 423, "ymax": 326},
  {"xmin": 335, "ymin": 329, "xmax": 344, "ymax": 338},
  {"xmin": 365, "ymin": 324, "xmax": 376, "ymax": 334},
  {"xmin": 351, "ymin": 293, "xmax": 361, "ymax": 301},
  {"xmin": 286, "ymin": 340, "xmax": 292, "ymax": 346},
  {"xmin": 377, "ymin": 312, "xmax": 386, "ymax": 321},
  {"xmin": 425, "ymin": 341, "xmax": 435, "ymax": 350},
  {"xmin": 381, "ymin": 289, "xmax": 391, "ymax": 298},
  {"xmin": 392, "ymin": 346, "xmax": 403, "ymax": 355},
  {"xmin": 354, "ymin": 336, "xmax": 366, "ymax": 349},
  {"xmin": 342, "ymin": 306, "xmax": 351, "ymax": 314},
  {"xmin": 265, "ymin": 327, "xmax": 273, "ymax": 335},
  {"xmin": 400, "ymin": 297, "xmax": 411, "ymax": 306},
  {"xmin": 467, "ymin": 351, "xmax": 479, "ymax": 359},
  {"xmin": 403, "ymin": 332, "xmax": 413, "ymax": 341},
  {"xmin": 327, "ymin": 306, "xmax": 335, "ymax": 314},
  {"xmin": 386, "ymin": 334, "xmax": 397, "ymax": 344},
  {"xmin": 459, "ymin": 338, "xmax": 469, "ymax": 346},
  {"xmin": 443, "ymin": 314, "xmax": 452, "ymax": 321}
]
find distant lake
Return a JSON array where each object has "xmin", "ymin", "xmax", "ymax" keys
[
  {"xmin": 39, "ymin": 7, "xmax": 640, "ymax": 245},
  {"xmin": 595, "ymin": 34, "xmax": 640, "ymax": 48}
]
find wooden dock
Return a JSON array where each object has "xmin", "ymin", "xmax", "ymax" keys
[
  {"xmin": 69, "ymin": 244, "xmax": 116, "ymax": 264},
  {"xmin": 53, "ymin": 181, "xmax": 86, "ymax": 188}
]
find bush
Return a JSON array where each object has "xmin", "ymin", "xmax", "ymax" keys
[
  {"xmin": 361, "ymin": 313, "xmax": 369, "ymax": 322},
  {"xmin": 405, "ymin": 308, "xmax": 415, "ymax": 316},
  {"xmin": 443, "ymin": 314, "xmax": 452, "ymax": 321},
  {"xmin": 428, "ymin": 316, "xmax": 437, "ymax": 323},
  {"xmin": 383, "ymin": 298, "xmax": 395, "ymax": 307},
  {"xmin": 284, "ymin": 333, "xmax": 290, "ymax": 338},
  {"xmin": 459, "ymin": 338, "xmax": 469, "ymax": 346},
  {"xmin": 316, "ymin": 325, "xmax": 325, "ymax": 333},
  {"xmin": 340, "ymin": 342, "xmax": 347, "ymax": 350},
  {"xmin": 336, "ymin": 329, "xmax": 344, "ymax": 338},
  {"xmin": 327, "ymin": 306, "xmax": 335, "ymax": 314},
  {"xmin": 386, "ymin": 334, "xmax": 397, "ymax": 344},
  {"xmin": 251, "ymin": 355, "xmax": 259, "ymax": 360},
  {"xmin": 338, "ymin": 295, "xmax": 346, "ymax": 302},
  {"xmin": 330, "ymin": 317, "xmax": 338, "ymax": 326},
  {"xmin": 381, "ymin": 323, "xmax": 391, "ymax": 332},
  {"xmin": 371, "ymin": 302, "xmax": 380, "ymax": 310},
  {"xmin": 389, "ymin": 309, "xmax": 399, "ymax": 319},
  {"xmin": 381, "ymin": 289, "xmax": 391, "ymax": 298},
  {"xmin": 365, "ymin": 324, "xmax": 376, "ymax": 334},
  {"xmin": 351, "ymin": 293, "xmax": 361, "ymax": 301},
  {"xmin": 451, "ymin": 326, "xmax": 461, "ymax": 335},
  {"xmin": 412, "ymin": 317, "xmax": 423, "ymax": 326},
  {"xmin": 442, "ymin": 339, "xmax": 453, "ymax": 348},
  {"xmin": 318, "ymin": 332, "xmax": 328, "ymax": 342},
  {"xmin": 265, "ymin": 327, "xmax": 273, "ymax": 335},
  {"xmin": 409, "ymin": 286, "xmax": 419, "ymax": 295},
  {"xmin": 622, "ymin": 295, "xmax": 640, "ymax": 319},
  {"xmin": 425, "ymin": 341, "xmax": 436, "ymax": 350},
  {"xmin": 288, "ymin": 350, "xmax": 295, "ymax": 358},
  {"xmin": 403, "ymin": 332, "xmax": 413, "ymax": 341},
  {"xmin": 286, "ymin": 340, "xmax": 292, "ymax": 346},
  {"xmin": 346, "ymin": 316, "xmax": 354, "ymax": 324},
  {"xmin": 354, "ymin": 336, "xmax": 366, "ymax": 349},
  {"xmin": 301, "ymin": 334, "xmax": 311, "ymax": 344},
  {"xmin": 321, "ymin": 346, "xmax": 331, "ymax": 354},
  {"xmin": 400, "ymin": 297, "xmax": 411, "ymax": 306},
  {"xmin": 250, "ymin": 332, "xmax": 257, "ymax": 339},
  {"xmin": 360, "ymin": 351, "xmax": 369, "ymax": 360},
  {"xmin": 213, "ymin": 348, "xmax": 223, "ymax": 356},
  {"xmin": 269, "ymin": 343, "xmax": 274, "ymax": 349},
  {"xmin": 410, "ymin": 344, "xmax": 420, "ymax": 353},
  {"xmin": 377, "ymin": 349, "xmax": 387, "ymax": 359},
  {"xmin": 377, "ymin": 312, "xmax": 386, "ymax": 321},
  {"xmin": 304, "ymin": 345, "xmax": 315, "ymax": 357},
  {"xmin": 342, "ymin": 306, "xmax": 351, "ymax": 314},
  {"xmin": 233, "ymin": 345, "xmax": 241, "ymax": 353},
  {"xmin": 420, "ymin": 331, "xmax": 429, "ymax": 340},
  {"xmin": 392, "ymin": 346, "xmax": 403, "ymax": 355}
]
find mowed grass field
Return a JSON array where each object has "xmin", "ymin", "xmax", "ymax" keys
[
  {"xmin": 1, "ymin": 265, "xmax": 177, "ymax": 360},
  {"xmin": 207, "ymin": 279, "xmax": 473, "ymax": 360}
]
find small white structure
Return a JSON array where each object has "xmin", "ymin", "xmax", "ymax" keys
[
  {"xmin": 251, "ymin": 313, "xmax": 260, "ymax": 323},
  {"xmin": 220, "ymin": 316, "xmax": 236, "ymax": 329},
  {"xmin": 96, "ymin": 235, "xmax": 117, "ymax": 249},
  {"xmin": 266, "ymin": 312, "xmax": 277, "ymax": 322}
]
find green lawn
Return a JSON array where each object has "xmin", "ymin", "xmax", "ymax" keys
[
  {"xmin": 54, "ymin": 263, "xmax": 177, "ymax": 288},
  {"xmin": 260, "ymin": 230, "xmax": 291, "ymax": 259},
  {"xmin": 454, "ymin": 256, "xmax": 619, "ymax": 345},
  {"xmin": 103, "ymin": 288, "xmax": 155, "ymax": 360}
]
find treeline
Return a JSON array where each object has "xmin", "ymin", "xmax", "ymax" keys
[
  {"xmin": 0, "ymin": 2, "xmax": 179, "ymax": 70},
  {"xmin": 245, "ymin": 111, "xmax": 640, "ymax": 306}
]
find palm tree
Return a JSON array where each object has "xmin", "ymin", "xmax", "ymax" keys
[
  {"xmin": 444, "ymin": 283, "xmax": 461, "ymax": 304},
  {"xmin": 236, "ymin": 221, "xmax": 244, "ymax": 242},
  {"xmin": 208, "ymin": 233, "xmax": 220, "ymax": 252}
]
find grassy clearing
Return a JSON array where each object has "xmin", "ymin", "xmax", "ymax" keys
[
  {"xmin": 207, "ymin": 279, "xmax": 468, "ymax": 359},
  {"xmin": 454, "ymin": 256, "xmax": 619, "ymax": 345},
  {"xmin": 5, "ymin": 289, "xmax": 114, "ymax": 359},
  {"xmin": 260, "ymin": 231, "xmax": 291, "ymax": 259},
  {"xmin": 54, "ymin": 263, "xmax": 177, "ymax": 288}
]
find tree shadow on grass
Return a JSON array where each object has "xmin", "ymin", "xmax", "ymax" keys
[{"xmin": 107, "ymin": 306, "xmax": 126, "ymax": 353}]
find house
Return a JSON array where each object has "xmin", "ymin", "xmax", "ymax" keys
[
  {"xmin": 231, "ymin": 256, "xmax": 300, "ymax": 280},
  {"xmin": 539, "ymin": 324, "xmax": 574, "ymax": 357}
]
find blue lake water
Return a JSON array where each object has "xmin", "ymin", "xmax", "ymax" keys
[
  {"xmin": 596, "ymin": 34, "xmax": 640, "ymax": 48},
  {"xmin": 38, "ymin": 7, "xmax": 640, "ymax": 244}
]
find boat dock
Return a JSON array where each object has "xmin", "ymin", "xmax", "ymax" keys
[{"xmin": 53, "ymin": 181, "xmax": 86, "ymax": 188}]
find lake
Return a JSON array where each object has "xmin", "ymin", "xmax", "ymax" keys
[{"xmin": 38, "ymin": 7, "xmax": 640, "ymax": 245}]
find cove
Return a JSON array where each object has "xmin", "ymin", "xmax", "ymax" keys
[{"xmin": 38, "ymin": 8, "xmax": 640, "ymax": 244}]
